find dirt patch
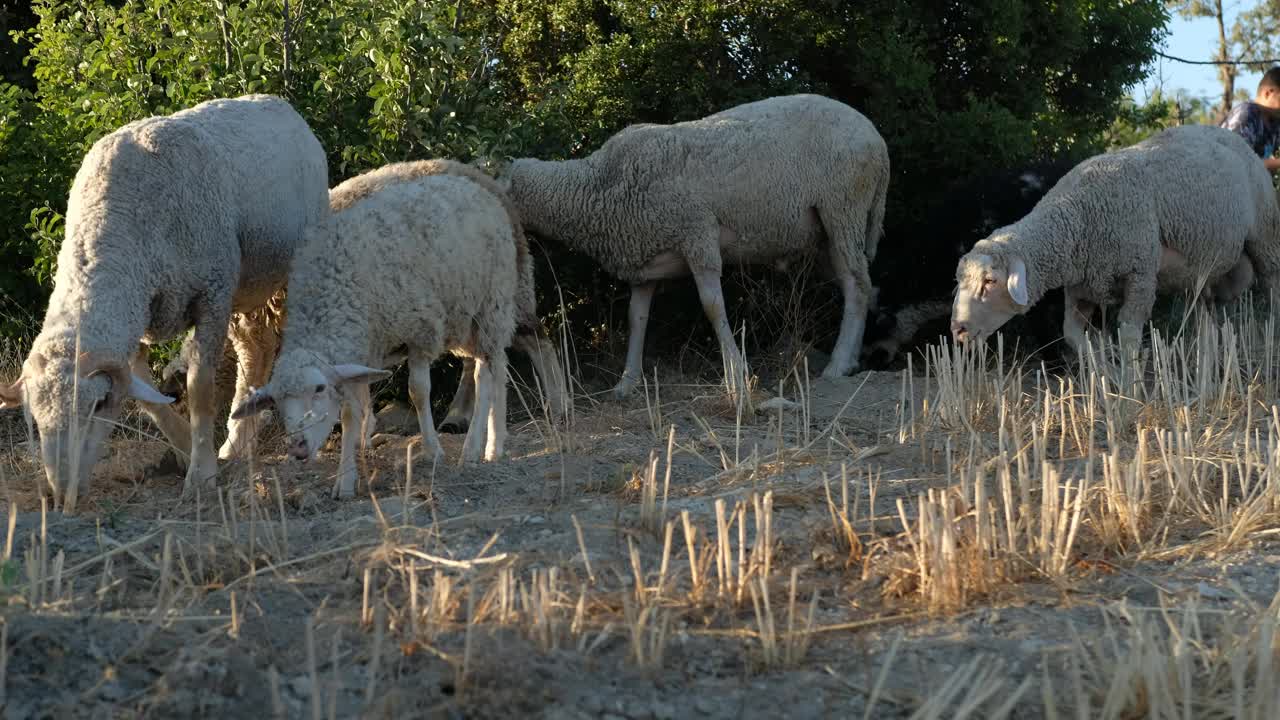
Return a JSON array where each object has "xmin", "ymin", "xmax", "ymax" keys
[{"xmin": 1, "ymin": 359, "xmax": 1277, "ymax": 718}]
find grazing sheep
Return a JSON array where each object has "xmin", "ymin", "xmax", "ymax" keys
[
  {"xmin": 165, "ymin": 160, "xmax": 570, "ymax": 442},
  {"xmin": 229, "ymin": 170, "xmax": 521, "ymax": 499},
  {"xmin": 0, "ymin": 94, "xmax": 328, "ymax": 510},
  {"xmin": 864, "ymin": 160, "xmax": 1074, "ymax": 367},
  {"xmin": 499, "ymin": 93, "xmax": 889, "ymax": 399},
  {"xmin": 951, "ymin": 124, "xmax": 1278, "ymax": 356},
  {"xmin": 326, "ymin": 159, "xmax": 568, "ymax": 435}
]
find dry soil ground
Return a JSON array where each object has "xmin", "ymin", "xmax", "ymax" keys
[{"xmin": 1, "ymin": 323, "xmax": 1279, "ymax": 719}]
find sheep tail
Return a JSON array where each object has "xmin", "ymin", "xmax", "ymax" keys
[{"xmin": 865, "ymin": 160, "xmax": 889, "ymax": 263}]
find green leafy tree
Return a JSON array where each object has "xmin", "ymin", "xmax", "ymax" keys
[
  {"xmin": 0, "ymin": 1, "xmax": 36, "ymax": 87},
  {"xmin": 0, "ymin": 0, "xmax": 1172, "ymax": 378},
  {"xmin": 1105, "ymin": 88, "xmax": 1216, "ymax": 148},
  {"xmin": 1227, "ymin": 1, "xmax": 1280, "ymax": 88}
]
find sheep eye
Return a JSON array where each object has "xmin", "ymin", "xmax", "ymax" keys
[
  {"xmin": 982, "ymin": 277, "xmax": 995, "ymax": 287},
  {"xmin": 314, "ymin": 384, "xmax": 326, "ymax": 394}
]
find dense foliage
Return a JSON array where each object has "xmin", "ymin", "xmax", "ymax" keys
[{"xmin": 0, "ymin": 0, "xmax": 1170, "ymax": 376}]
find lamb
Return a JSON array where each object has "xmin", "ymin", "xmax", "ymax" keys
[
  {"xmin": 229, "ymin": 168, "xmax": 523, "ymax": 499},
  {"xmin": 951, "ymin": 124, "xmax": 1279, "ymax": 356},
  {"xmin": 0, "ymin": 94, "xmax": 328, "ymax": 511},
  {"xmin": 497, "ymin": 93, "xmax": 890, "ymax": 399}
]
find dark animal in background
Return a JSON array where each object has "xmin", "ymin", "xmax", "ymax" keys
[{"xmin": 862, "ymin": 160, "xmax": 1075, "ymax": 368}]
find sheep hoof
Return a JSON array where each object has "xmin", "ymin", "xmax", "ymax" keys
[
  {"xmin": 821, "ymin": 363, "xmax": 856, "ymax": 379},
  {"xmin": 418, "ymin": 437, "xmax": 446, "ymax": 465},
  {"xmin": 459, "ymin": 439, "xmax": 484, "ymax": 465},
  {"xmin": 331, "ymin": 471, "xmax": 357, "ymax": 500},
  {"xmin": 217, "ymin": 436, "xmax": 252, "ymax": 461},
  {"xmin": 611, "ymin": 377, "xmax": 638, "ymax": 400},
  {"xmin": 180, "ymin": 460, "xmax": 217, "ymax": 501},
  {"xmin": 438, "ymin": 417, "xmax": 469, "ymax": 434}
]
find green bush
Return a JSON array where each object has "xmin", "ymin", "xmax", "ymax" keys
[{"xmin": 0, "ymin": 0, "xmax": 1171, "ymax": 387}]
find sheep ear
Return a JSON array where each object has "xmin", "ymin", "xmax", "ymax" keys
[
  {"xmin": 128, "ymin": 374, "xmax": 176, "ymax": 405},
  {"xmin": 231, "ymin": 387, "xmax": 274, "ymax": 419},
  {"xmin": 0, "ymin": 378, "xmax": 24, "ymax": 410},
  {"xmin": 1007, "ymin": 256, "xmax": 1029, "ymax": 306},
  {"xmin": 330, "ymin": 364, "xmax": 393, "ymax": 386}
]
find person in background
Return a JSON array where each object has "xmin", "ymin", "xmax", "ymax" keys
[{"xmin": 1220, "ymin": 66, "xmax": 1280, "ymax": 173}]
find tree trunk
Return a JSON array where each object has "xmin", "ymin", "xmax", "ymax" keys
[{"xmin": 1215, "ymin": 0, "xmax": 1237, "ymax": 114}]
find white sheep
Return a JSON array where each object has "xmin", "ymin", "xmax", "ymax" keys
[
  {"xmin": 497, "ymin": 93, "xmax": 890, "ymax": 399},
  {"xmin": 229, "ymin": 168, "xmax": 522, "ymax": 499},
  {"xmin": 325, "ymin": 159, "xmax": 568, "ymax": 433},
  {"xmin": 0, "ymin": 94, "xmax": 328, "ymax": 510},
  {"xmin": 950, "ymin": 124, "xmax": 1280, "ymax": 355},
  {"xmin": 164, "ymin": 160, "xmax": 570, "ymax": 443}
]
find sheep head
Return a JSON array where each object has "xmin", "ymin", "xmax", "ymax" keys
[
  {"xmin": 230, "ymin": 352, "xmax": 389, "ymax": 462},
  {"xmin": 950, "ymin": 251, "xmax": 1030, "ymax": 344},
  {"xmin": 3, "ymin": 349, "xmax": 173, "ymax": 510}
]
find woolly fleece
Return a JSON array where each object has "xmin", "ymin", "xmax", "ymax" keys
[{"xmin": 3, "ymin": 94, "xmax": 328, "ymax": 507}]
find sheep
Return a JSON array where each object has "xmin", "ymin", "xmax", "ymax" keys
[
  {"xmin": 163, "ymin": 160, "xmax": 570, "ymax": 442},
  {"xmin": 228, "ymin": 168, "xmax": 523, "ymax": 499},
  {"xmin": 863, "ymin": 160, "xmax": 1074, "ymax": 367},
  {"xmin": 496, "ymin": 93, "xmax": 890, "ymax": 399},
  {"xmin": 325, "ymin": 159, "xmax": 568, "ymax": 434},
  {"xmin": 0, "ymin": 94, "xmax": 328, "ymax": 510},
  {"xmin": 950, "ymin": 124, "xmax": 1279, "ymax": 357}
]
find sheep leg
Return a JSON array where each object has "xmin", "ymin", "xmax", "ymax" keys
[
  {"xmin": 460, "ymin": 356, "xmax": 493, "ymax": 464},
  {"xmin": 354, "ymin": 383, "xmax": 377, "ymax": 446},
  {"xmin": 691, "ymin": 271, "xmax": 749, "ymax": 401},
  {"xmin": 180, "ymin": 316, "xmax": 229, "ymax": 500},
  {"xmin": 816, "ymin": 203, "xmax": 874, "ymax": 377},
  {"xmin": 824, "ymin": 268, "xmax": 872, "ymax": 379},
  {"xmin": 130, "ymin": 349, "xmax": 192, "ymax": 459},
  {"xmin": 1242, "ymin": 233, "xmax": 1280, "ymax": 296},
  {"xmin": 219, "ymin": 316, "xmax": 279, "ymax": 461},
  {"xmin": 1211, "ymin": 253, "xmax": 1256, "ymax": 305},
  {"xmin": 408, "ymin": 352, "xmax": 446, "ymax": 464},
  {"xmin": 485, "ymin": 349, "xmax": 508, "ymax": 461},
  {"xmin": 439, "ymin": 358, "xmax": 475, "ymax": 434},
  {"xmin": 333, "ymin": 392, "xmax": 362, "ymax": 500},
  {"xmin": 1061, "ymin": 290, "xmax": 1097, "ymax": 358},
  {"xmin": 614, "ymin": 282, "xmax": 657, "ymax": 399},
  {"xmin": 514, "ymin": 331, "xmax": 568, "ymax": 425},
  {"xmin": 159, "ymin": 331, "xmax": 194, "ymax": 398},
  {"xmin": 1116, "ymin": 273, "xmax": 1158, "ymax": 360}
]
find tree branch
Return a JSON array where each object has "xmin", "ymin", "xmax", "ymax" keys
[
  {"xmin": 282, "ymin": 0, "xmax": 293, "ymax": 93},
  {"xmin": 214, "ymin": 0, "xmax": 233, "ymax": 72},
  {"xmin": 1155, "ymin": 50, "xmax": 1280, "ymax": 66}
]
